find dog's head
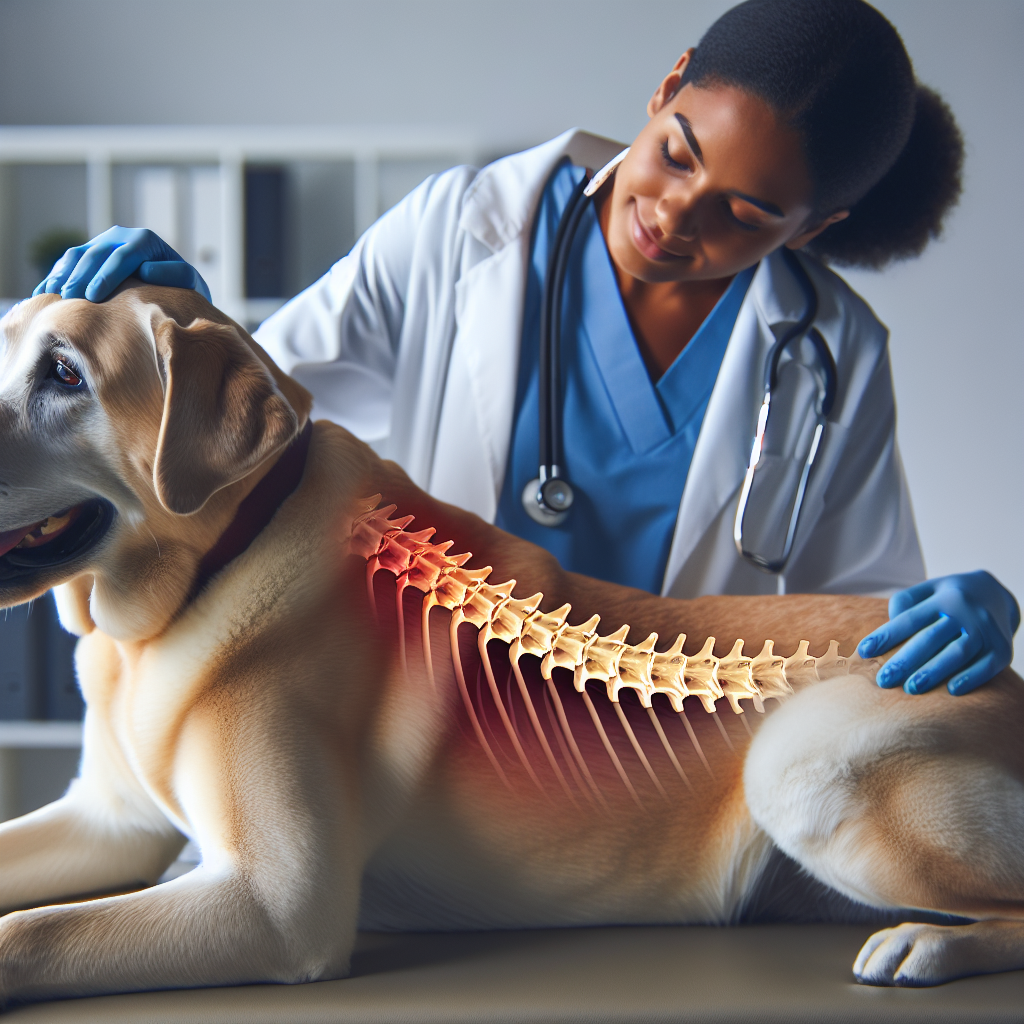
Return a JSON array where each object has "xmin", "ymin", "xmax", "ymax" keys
[{"xmin": 0, "ymin": 284, "xmax": 312, "ymax": 639}]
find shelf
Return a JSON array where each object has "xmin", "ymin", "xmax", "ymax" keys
[
  {"xmin": 0, "ymin": 721, "xmax": 83, "ymax": 749},
  {"xmin": 0, "ymin": 125, "xmax": 487, "ymax": 325},
  {"xmin": 241, "ymin": 297, "xmax": 287, "ymax": 327}
]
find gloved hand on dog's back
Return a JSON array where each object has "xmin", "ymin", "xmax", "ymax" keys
[
  {"xmin": 858, "ymin": 570, "xmax": 1020, "ymax": 696},
  {"xmin": 34, "ymin": 225, "xmax": 210, "ymax": 303}
]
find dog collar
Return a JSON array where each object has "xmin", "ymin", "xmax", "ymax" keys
[{"xmin": 186, "ymin": 420, "xmax": 313, "ymax": 606}]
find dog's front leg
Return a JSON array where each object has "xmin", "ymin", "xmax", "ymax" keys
[
  {"xmin": 0, "ymin": 705, "xmax": 363, "ymax": 1005},
  {"xmin": 0, "ymin": 793, "xmax": 183, "ymax": 914},
  {"xmin": 0, "ymin": 854, "xmax": 355, "ymax": 1006},
  {"xmin": 0, "ymin": 718, "xmax": 184, "ymax": 913}
]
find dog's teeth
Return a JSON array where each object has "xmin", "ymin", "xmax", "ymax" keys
[
  {"xmin": 39, "ymin": 512, "xmax": 72, "ymax": 535},
  {"xmin": 13, "ymin": 511, "xmax": 74, "ymax": 548}
]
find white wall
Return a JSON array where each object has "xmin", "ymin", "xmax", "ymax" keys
[
  {"xmin": 2, "ymin": 0, "xmax": 1020, "ymax": 669},
  {"xmin": 839, "ymin": 2, "xmax": 1023, "ymax": 674}
]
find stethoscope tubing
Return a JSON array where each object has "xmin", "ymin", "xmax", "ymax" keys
[
  {"xmin": 733, "ymin": 248, "xmax": 837, "ymax": 572},
  {"xmin": 538, "ymin": 173, "xmax": 591, "ymax": 477},
  {"xmin": 764, "ymin": 248, "xmax": 837, "ymax": 418}
]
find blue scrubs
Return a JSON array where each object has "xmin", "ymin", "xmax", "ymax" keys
[{"xmin": 495, "ymin": 162, "xmax": 755, "ymax": 593}]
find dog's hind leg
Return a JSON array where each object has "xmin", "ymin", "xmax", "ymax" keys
[
  {"xmin": 852, "ymin": 919, "xmax": 1024, "ymax": 987},
  {"xmin": 744, "ymin": 671, "xmax": 1024, "ymax": 986}
]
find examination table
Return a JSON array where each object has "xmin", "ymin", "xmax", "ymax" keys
[{"xmin": 6, "ymin": 924, "xmax": 1022, "ymax": 1023}]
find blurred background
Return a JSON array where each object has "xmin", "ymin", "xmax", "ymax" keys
[{"xmin": 0, "ymin": 0, "xmax": 1021, "ymax": 824}]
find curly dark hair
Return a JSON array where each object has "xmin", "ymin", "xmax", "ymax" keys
[{"xmin": 679, "ymin": 0, "xmax": 964, "ymax": 269}]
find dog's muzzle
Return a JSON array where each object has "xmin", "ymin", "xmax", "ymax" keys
[{"xmin": 0, "ymin": 499, "xmax": 116, "ymax": 582}]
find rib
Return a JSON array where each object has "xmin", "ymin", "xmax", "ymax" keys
[
  {"xmin": 476, "ymin": 664, "xmax": 508, "ymax": 765},
  {"xmin": 543, "ymin": 682, "xmax": 596, "ymax": 809},
  {"xmin": 677, "ymin": 709, "xmax": 714, "ymax": 779},
  {"xmin": 504, "ymin": 663, "xmax": 522, "ymax": 745},
  {"xmin": 366, "ymin": 558, "xmax": 379, "ymax": 620},
  {"xmin": 581, "ymin": 688, "xmax": 644, "ymax": 810},
  {"xmin": 710, "ymin": 710, "xmax": 736, "ymax": 753},
  {"xmin": 511, "ymin": 654, "xmax": 578, "ymax": 806},
  {"xmin": 646, "ymin": 706, "xmax": 693, "ymax": 793},
  {"xmin": 395, "ymin": 573, "xmax": 410, "ymax": 682},
  {"xmin": 449, "ymin": 617, "xmax": 511, "ymax": 789},
  {"xmin": 547, "ymin": 678, "xmax": 608, "ymax": 810},
  {"xmin": 421, "ymin": 595, "xmax": 437, "ymax": 694},
  {"xmin": 612, "ymin": 702, "xmax": 668, "ymax": 801},
  {"xmin": 477, "ymin": 629, "xmax": 549, "ymax": 797}
]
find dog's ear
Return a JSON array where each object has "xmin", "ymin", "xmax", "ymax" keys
[{"xmin": 152, "ymin": 317, "xmax": 299, "ymax": 515}]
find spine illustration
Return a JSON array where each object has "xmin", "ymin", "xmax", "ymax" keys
[{"xmin": 348, "ymin": 497, "xmax": 858, "ymax": 808}]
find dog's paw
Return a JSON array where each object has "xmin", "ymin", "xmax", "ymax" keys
[
  {"xmin": 854, "ymin": 923, "xmax": 968, "ymax": 986},
  {"xmin": 853, "ymin": 921, "xmax": 1024, "ymax": 987}
]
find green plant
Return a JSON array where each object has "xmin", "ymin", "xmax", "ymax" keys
[{"xmin": 30, "ymin": 227, "xmax": 88, "ymax": 279}]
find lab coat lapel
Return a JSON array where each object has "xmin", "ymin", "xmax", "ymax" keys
[
  {"xmin": 660, "ymin": 250, "xmax": 808, "ymax": 595},
  {"xmin": 429, "ymin": 130, "xmax": 626, "ymax": 521},
  {"xmin": 429, "ymin": 242, "xmax": 527, "ymax": 519}
]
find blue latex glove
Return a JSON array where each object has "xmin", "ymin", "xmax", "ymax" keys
[
  {"xmin": 858, "ymin": 571, "xmax": 1020, "ymax": 695},
  {"xmin": 33, "ymin": 226, "xmax": 210, "ymax": 303}
]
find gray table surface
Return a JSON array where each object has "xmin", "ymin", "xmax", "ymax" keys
[{"xmin": 7, "ymin": 925, "xmax": 1023, "ymax": 1023}]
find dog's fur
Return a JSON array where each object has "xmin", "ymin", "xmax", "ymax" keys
[{"xmin": 0, "ymin": 285, "xmax": 1020, "ymax": 1005}]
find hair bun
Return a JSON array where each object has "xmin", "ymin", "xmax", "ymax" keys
[{"xmin": 807, "ymin": 85, "xmax": 964, "ymax": 269}]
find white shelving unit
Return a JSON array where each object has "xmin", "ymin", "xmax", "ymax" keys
[
  {"xmin": 0, "ymin": 125, "xmax": 483, "ymax": 325},
  {"xmin": 0, "ymin": 721, "xmax": 83, "ymax": 822},
  {"xmin": 0, "ymin": 721, "xmax": 83, "ymax": 749},
  {"xmin": 0, "ymin": 721, "xmax": 199, "ymax": 878}
]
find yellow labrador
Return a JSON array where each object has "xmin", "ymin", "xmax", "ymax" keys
[{"xmin": 0, "ymin": 284, "xmax": 1020, "ymax": 1006}]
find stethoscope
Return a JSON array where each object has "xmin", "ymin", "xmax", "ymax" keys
[{"xmin": 521, "ymin": 148, "xmax": 838, "ymax": 575}]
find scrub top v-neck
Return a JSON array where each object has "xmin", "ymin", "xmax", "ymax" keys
[{"xmin": 495, "ymin": 161, "xmax": 755, "ymax": 593}]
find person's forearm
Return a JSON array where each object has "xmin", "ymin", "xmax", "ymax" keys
[
  {"xmin": 559, "ymin": 578, "xmax": 886, "ymax": 659},
  {"xmin": 367, "ymin": 455, "xmax": 887, "ymax": 658}
]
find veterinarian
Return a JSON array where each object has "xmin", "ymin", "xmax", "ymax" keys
[{"xmin": 40, "ymin": 0, "xmax": 1018, "ymax": 695}]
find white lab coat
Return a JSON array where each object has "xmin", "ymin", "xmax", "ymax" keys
[{"xmin": 256, "ymin": 129, "xmax": 925, "ymax": 599}]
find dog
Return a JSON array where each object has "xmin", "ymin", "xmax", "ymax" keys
[{"xmin": 0, "ymin": 283, "xmax": 1020, "ymax": 1006}]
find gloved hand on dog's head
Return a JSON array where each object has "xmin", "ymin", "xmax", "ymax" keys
[
  {"xmin": 34, "ymin": 226, "xmax": 210, "ymax": 303},
  {"xmin": 858, "ymin": 570, "xmax": 1020, "ymax": 696}
]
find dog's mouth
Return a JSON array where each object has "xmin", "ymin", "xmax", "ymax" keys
[{"xmin": 0, "ymin": 499, "xmax": 115, "ymax": 579}]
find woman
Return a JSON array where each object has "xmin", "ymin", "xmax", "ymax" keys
[{"xmin": 39, "ymin": 0, "xmax": 1018, "ymax": 693}]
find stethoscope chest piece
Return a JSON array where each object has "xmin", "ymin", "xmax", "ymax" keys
[{"xmin": 522, "ymin": 470, "xmax": 574, "ymax": 527}]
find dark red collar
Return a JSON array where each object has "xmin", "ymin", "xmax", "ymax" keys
[{"xmin": 186, "ymin": 421, "xmax": 313, "ymax": 605}]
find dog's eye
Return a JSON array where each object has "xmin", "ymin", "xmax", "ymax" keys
[{"xmin": 50, "ymin": 359, "xmax": 84, "ymax": 388}]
